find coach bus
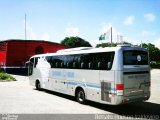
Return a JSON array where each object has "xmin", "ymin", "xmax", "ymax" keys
[{"xmin": 27, "ymin": 45, "xmax": 150, "ymax": 105}]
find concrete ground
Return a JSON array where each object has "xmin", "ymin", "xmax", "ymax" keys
[{"xmin": 0, "ymin": 69, "xmax": 160, "ymax": 117}]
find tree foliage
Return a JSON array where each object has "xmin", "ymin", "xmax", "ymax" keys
[
  {"xmin": 96, "ymin": 41, "xmax": 131, "ymax": 48},
  {"xmin": 96, "ymin": 43, "xmax": 117, "ymax": 47},
  {"xmin": 61, "ymin": 36, "xmax": 92, "ymax": 48},
  {"xmin": 141, "ymin": 43, "xmax": 160, "ymax": 62},
  {"xmin": 96, "ymin": 42, "xmax": 160, "ymax": 63}
]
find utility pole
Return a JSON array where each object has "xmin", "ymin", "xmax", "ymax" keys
[
  {"xmin": 110, "ymin": 27, "xmax": 113, "ymax": 47},
  {"xmin": 25, "ymin": 13, "xmax": 27, "ymax": 40},
  {"xmin": 24, "ymin": 13, "xmax": 27, "ymax": 66}
]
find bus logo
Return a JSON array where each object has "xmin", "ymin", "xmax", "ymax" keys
[{"xmin": 137, "ymin": 55, "xmax": 141, "ymax": 62}]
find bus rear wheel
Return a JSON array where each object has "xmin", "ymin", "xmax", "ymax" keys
[
  {"xmin": 36, "ymin": 80, "xmax": 41, "ymax": 90},
  {"xmin": 76, "ymin": 89, "xmax": 86, "ymax": 104}
]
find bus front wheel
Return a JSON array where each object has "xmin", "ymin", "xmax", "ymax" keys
[{"xmin": 76, "ymin": 89, "xmax": 86, "ymax": 104}]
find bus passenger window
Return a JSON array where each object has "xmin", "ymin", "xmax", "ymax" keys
[
  {"xmin": 56, "ymin": 62, "xmax": 60, "ymax": 68},
  {"xmin": 80, "ymin": 54, "xmax": 93, "ymax": 69},
  {"xmin": 88, "ymin": 62, "xmax": 93, "ymax": 69},
  {"xmin": 81, "ymin": 62, "xmax": 85, "ymax": 69},
  {"xmin": 66, "ymin": 55, "xmax": 74, "ymax": 69},
  {"xmin": 50, "ymin": 57, "xmax": 55, "ymax": 68},
  {"xmin": 73, "ymin": 55, "xmax": 81, "ymax": 69},
  {"xmin": 53, "ymin": 56, "xmax": 63, "ymax": 68},
  {"xmin": 95, "ymin": 52, "xmax": 115, "ymax": 70},
  {"xmin": 61, "ymin": 62, "xmax": 64, "ymax": 68}
]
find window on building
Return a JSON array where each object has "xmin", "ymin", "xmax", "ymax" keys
[{"xmin": 35, "ymin": 46, "xmax": 44, "ymax": 54}]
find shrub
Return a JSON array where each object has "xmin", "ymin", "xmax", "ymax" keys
[
  {"xmin": 0, "ymin": 72, "xmax": 16, "ymax": 81},
  {"xmin": 150, "ymin": 61, "xmax": 160, "ymax": 69}
]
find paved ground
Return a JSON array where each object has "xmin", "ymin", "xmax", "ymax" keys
[{"xmin": 0, "ymin": 69, "xmax": 160, "ymax": 118}]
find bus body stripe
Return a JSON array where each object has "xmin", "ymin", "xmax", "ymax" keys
[{"xmin": 67, "ymin": 81, "xmax": 116, "ymax": 91}]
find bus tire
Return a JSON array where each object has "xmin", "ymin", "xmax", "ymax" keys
[
  {"xmin": 76, "ymin": 88, "xmax": 86, "ymax": 104},
  {"xmin": 36, "ymin": 80, "xmax": 41, "ymax": 90}
]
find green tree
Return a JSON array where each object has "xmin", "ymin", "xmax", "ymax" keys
[
  {"xmin": 61, "ymin": 36, "xmax": 92, "ymax": 48},
  {"xmin": 96, "ymin": 43, "xmax": 117, "ymax": 48},
  {"xmin": 96, "ymin": 41, "xmax": 132, "ymax": 48},
  {"xmin": 142, "ymin": 43, "xmax": 160, "ymax": 62}
]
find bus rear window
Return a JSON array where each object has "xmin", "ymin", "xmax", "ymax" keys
[{"xmin": 123, "ymin": 50, "xmax": 148, "ymax": 65}]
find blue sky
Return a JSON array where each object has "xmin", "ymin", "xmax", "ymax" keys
[{"xmin": 0, "ymin": 0, "xmax": 160, "ymax": 47}]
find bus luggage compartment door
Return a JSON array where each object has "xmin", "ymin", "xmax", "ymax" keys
[{"xmin": 101, "ymin": 82, "xmax": 111, "ymax": 102}]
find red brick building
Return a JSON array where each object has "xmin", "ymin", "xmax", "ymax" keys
[{"xmin": 0, "ymin": 39, "xmax": 66, "ymax": 74}]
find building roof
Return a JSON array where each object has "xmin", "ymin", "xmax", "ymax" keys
[{"xmin": 0, "ymin": 39, "xmax": 65, "ymax": 46}]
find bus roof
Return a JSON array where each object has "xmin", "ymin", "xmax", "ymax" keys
[{"xmin": 30, "ymin": 46, "xmax": 148, "ymax": 58}]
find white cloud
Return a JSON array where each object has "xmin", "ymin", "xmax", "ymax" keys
[
  {"xmin": 142, "ymin": 30, "xmax": 155, "ymax": 37},
  {"xmin": 123, "ymin": 15, "xmax": 135, "ymax": 26},
  {"xmin": 153, "ymin": 38, "xmax": 160, "ymax": 49},
  {"xmin": 41, "ymin": 33, "xmax": 50, "ymax": 40},
  {"xmin": 144, "ymin": 13, "xmax": 156, "ymax": 22},
  {"xmin": 65, "ymin": 26, "xmax": 79, "ymax": 37}
]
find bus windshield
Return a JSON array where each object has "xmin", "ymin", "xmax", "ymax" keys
[{"xmin": 123, "ymin": 50, "xmax": 148, "ymax": 65}]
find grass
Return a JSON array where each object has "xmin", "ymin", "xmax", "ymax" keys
[{"xmin": 0, "ymin": 72, "xmax": 16, "ymax": 82}]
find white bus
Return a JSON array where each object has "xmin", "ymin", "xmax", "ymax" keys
[{"xmin": 28, "ymin": 45, "xmax": 150, "ymax": 105}]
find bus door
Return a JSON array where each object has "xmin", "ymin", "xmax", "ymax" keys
[{"xmin": 123, "ymin": 50, "xmax": 150, "ymax": 97}]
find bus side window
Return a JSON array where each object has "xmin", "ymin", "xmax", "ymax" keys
[
  {"xmin": 98, "ymin": 62, "xmax": 101, "ymax": 69},
  {"xmin": 55, "ymin": 62, "xmax": 60, "ymax": 68},
  {"xmin": 53, "ymin": 56, "xmax": 61, "ymax": 68},
  {"xmin": 88, "ymin": 62, "xmax": 93, "ymax": 69},
  {"xmin": 50, "ymin": 56, "xmax": 56, "ymax": 68},
  {"xmin": 107, "ymin": 62, "xmax": 111, "ymax": 69},
  {"xmin": 73, "ymin": 55, "xmax": 81, "ymax": 69},
  {"xmin": 95, "ymin": 52, "xmax": 115, "ymax": 70},
  {"xmin": 80, "ymin": 62, "xmax": 84, "ymax": 69},
  {"xmin": 107, "ymin": 52, "xmax": 115, "ymax": 70},
  {"xmin": 80, "ymin": 55, "xmax": 87, "ymax": 69},
  {"xmin": 66, "ymin": 55, "xmax": 74, "ymax": 69},
  {"xmin": 80, "ymin": 54, "xmax": 93, "ymax": 69}
]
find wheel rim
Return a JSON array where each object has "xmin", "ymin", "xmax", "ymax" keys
[{"xmin": 78, "ymin": 91, "xmax": 85, "ymax": 102}]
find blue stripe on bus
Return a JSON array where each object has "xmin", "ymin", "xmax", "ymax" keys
[
  {"xmin": 67, "ymin": 81, "xmax": 116, "ymax": 91},
  {"xmin": 86, "ymin": 84, "xmax": 101, "ymax": 88}
]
